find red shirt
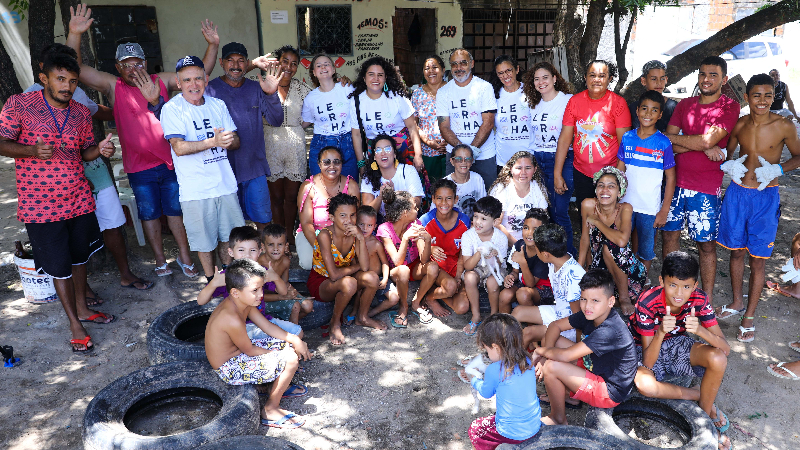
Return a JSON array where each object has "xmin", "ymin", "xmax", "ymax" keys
[
  {"xmin": 420, "ymin": 209, "xmax": 470, "ymax": 278},
  {"xmin": 563, "ymin": 90, "xmax": 631, "ymax": 177},
  {"xmin": 0, "ymin": 91, "xmax": 96, "ymax": 223},
  {"xmin": 113, "ymin": 75, "xmax": 173, "ymax": 173},
  {"xmin": 667, "ymin": 95, "xmax": 740, "ymax": 195},
  {"xmin": 629, "ymin": 286, "xmax": 718, "ymax": 346}
]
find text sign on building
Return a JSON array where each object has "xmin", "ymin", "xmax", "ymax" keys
[{"xmin": 271, "ymin": 11, "xmax": 288, "ymax": 24}]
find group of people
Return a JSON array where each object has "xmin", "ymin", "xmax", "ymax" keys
[{"xmin": 2, "ymin": 4, "xmax": 800, "ymax": 447}]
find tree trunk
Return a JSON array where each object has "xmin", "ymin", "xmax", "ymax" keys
[
  {"xmin": 0, "ymin": 35, "xmax": 23, "ymax": 104},
  {"xmin": 621, "ymin": 0, "xmax": 800, "ymax": 101},
  {"xmin": 28, "ymin": 0, "xmax": 56, "ymax": 78},
  {"xmin": 553, "ymin": 0, "xmax": 583, "ymax": 88},
  {"xmin": 577, "ymin": 0, "xmax": 608, "ymax": 90},
  {"xmin": 612, "ymin": 6, "xmax": 636, "ymax": 93}
]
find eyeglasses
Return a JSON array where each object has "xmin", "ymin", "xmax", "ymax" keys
[
  {"xmin": 374, "ymin": 146, "xmax": 393, "ymax": 155},
  {"xmin": 450, "ymin": 60, "xmax": 470, "ymax": 67},
  {"xmin": 321, "ymin": 158, "xmax": 342, "ymax": 166},
  {"xmin": 451, "ymin": 156, "xmax": 474, "ymax": 163},
  {"xmin": 496, "ymin": 68, "xmax": 514, "ymax": 77},
  {"xmin": 118, "ymin": 62, "xmax": 144, "ymax": 70}
]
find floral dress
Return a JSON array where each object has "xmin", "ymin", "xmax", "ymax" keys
[
  {"xmin": 588, "ymin": 204, "xmax": 647, "ymax": 301},
  {"xmin": 263, "ymin": 78, "xmax": 312, "ymax": 182},
  {"xmin": 411, "ymin": 87, "xmax": 443, "ymax": 157}
]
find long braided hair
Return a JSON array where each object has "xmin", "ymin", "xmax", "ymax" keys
[{"xmin": 490, "ymin": 151, "xmax": 549, "ymax": 206}]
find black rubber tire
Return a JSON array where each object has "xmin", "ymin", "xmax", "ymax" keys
[
  {"xmin": 297, "ymin": 299, "xmax": 333, "ymax": 330},
  {"xmin": 197, "ymin": 435, "xmax": 305, "ymax": 450},
  {"xmin": 496, "ymin": 425, "xmax": 630, "ymax": 449},
  {"xmin": 584, "ymin": 393, "xmax": 718, "ymax": 450},
  {"xmin": 147, "ymin": 299, "xmax": 221, "ymax": 365},
  {"xmin": 83, "ymin": 361, "xmax": 259, "ymax": 450}
]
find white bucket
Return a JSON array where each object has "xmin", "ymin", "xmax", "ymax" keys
[{"xmin": 14, "ymin": 255, "xmax": 58, "ymax": 303}]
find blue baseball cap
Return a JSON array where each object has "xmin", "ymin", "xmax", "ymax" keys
[{"xmin": 176, "ymin": 55, "xmax": 204, "ymax": 72}]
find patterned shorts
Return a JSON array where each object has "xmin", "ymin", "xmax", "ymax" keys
[
  {"xmin": 661, "ymin": 187, "xmax": 721, "ymax": 242},
  {"xmin": 214, "ymin": 337, "xmax": 294, "ymax": 385},
  {"xmin": 636, "ymin": 334, "xmax": 705, "ymax": 381}
]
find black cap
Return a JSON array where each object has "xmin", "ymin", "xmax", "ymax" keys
[
  {"xmin": 176, "ymin": 55, "xmax": 205, "ymax": 72},
  {"xmin": 221, "ymin": 42, "xmax": 248, "ymax": 60}
]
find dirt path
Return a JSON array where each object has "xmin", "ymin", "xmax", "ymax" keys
[{"xmin": 1, "ymin": 150, "xmax": 800, "ymax": 449}]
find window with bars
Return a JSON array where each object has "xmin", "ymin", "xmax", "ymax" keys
[
  {"xmin": 296, "ymin": 6, "xmax": 352, "ymax": 56},
  {"xmin": 462, "ymin": 9, "xmax": 556, "ymax": 77}
]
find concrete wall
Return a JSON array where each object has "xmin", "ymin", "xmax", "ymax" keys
[{"xmin": 259, "ymin": 0, "xmax": 463, "ymax": 81}]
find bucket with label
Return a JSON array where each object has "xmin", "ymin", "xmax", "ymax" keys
[{"xmin": 14, "ymin": 255, "xmax": 58, "ymax": 304}]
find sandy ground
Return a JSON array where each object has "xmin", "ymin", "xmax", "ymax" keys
[{"xmin": 1, "ymin": 143, "xmax": 800, "ymax": 450}]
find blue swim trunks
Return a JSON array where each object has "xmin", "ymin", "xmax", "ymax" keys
[
  {"xmin": 661, "ymin": 187, "xmax": 721, "ymax": 242},
  {"xmin": 717, "ymin": 182, "xmax": 780, "ymax": 258}
]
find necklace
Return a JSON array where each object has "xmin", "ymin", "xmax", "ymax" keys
[
  {"xmin": 319, "ymin": 175, "xmax": 342, "ymax": 198},
  {"xmin": 43, "ymin": 91, "xmax": 71, "ymax": 152}
]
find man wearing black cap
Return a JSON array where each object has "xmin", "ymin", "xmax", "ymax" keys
[
  {"xmin": 160, "ymin": 56, "xmax": 245, "ymax": 281},
  {"xmin": 205, "ymin": 42, "xmax": 283, "ymax": 231},
  {"xmin": 66, "ymin": 3, "xmax": 220, "ymax": 279},
  {"xmin": 627, "ymin": 60, "xmax": 678, "ymax": 132}
]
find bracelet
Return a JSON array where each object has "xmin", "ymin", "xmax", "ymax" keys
[{"xmin": 357, "ymin": 159, "xmax": 366, "ymax": 168}]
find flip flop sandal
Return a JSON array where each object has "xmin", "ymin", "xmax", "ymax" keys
[
  {"xmin": 121, "ymin": 278, "xmax": 154, "ymax": 291},
  {"xmin": 711, "ymin": 405, "xmax": 730, "ymax": 433},
  {"xmin": 70, "ymin": 335, "xmax": 94, "ymax": 353},
  {"xmin": 176, "ymin": 258, "xmax": 199, "ymax": 278},
  {"xmin": 717, "ymin": 305, "xmax": 745, "ymax": 320},
  {"xmin": 766, "ymin": 281, "xmax": 800, "ymax": 299},
  {"xmin": 737, "ymin": 318, "xmax": 755, "ymax": 343},
  {"xmin": 281, "ymin": 383, "xmax": 308, "ymax": 399},
  {"xmin": 79, "ymin": 312, "xmax": 117, "ymax": 324},
  {"xmin": 463, "ymin": 321, "xmax": 481, "ymax": 336},
  {"xmin": 789, "ymin": 341, "xmax": 800, "ymax": 354},
  {"xmin": 342, "ymin": 314, "xmax": 355, "ymax": 327},
  {"xmin": 388, "ymin": 311, "xmax": 408, "ymax": 328},
  {"xmin": 261, "ymin": 412, "xmax": 305, "ymax": 429},
  {"xmin": 412, "ymin": 307, "xmax": 434, "ymax": 324},
  {"xmin": 767, "ymin": 362, "xmax": 800, "ymax": 380},
  {"xmin": 154, "ymin": 263, "xmax": 173, "ymax": 277}
]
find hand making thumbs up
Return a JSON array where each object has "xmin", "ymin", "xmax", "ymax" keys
[
  {"xmin": 660, "ymin": 305, "xmax": 677, "ymax": 335},
  {"xmin": 684, "ymin": 306, "xmax": 700, "ymax": 334}
]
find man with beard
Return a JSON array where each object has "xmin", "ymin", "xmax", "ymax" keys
[
  {"xmin": 205, "ymin": 42, "xmax": 283, "ymax": 231},
  {"xmin": 661, "ymin": 56, "xmax": 740, "ymax": 308},
  {"xmin": 0, "ymin": 51, "xmax": 117, "ymax": 352},
  {"xmin": 66, "ymin": 3, "xmax": 220, "ymax": 278},
  {"xmin": 436, "ymin": 49, "xmax": 497, "ymax": 191}
]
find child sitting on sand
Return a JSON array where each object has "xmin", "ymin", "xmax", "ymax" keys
[
  {"xmin": 257, "ymin": 224, "xmax": 314, "ymax": 324},
  {"xmin": 355, "ymin": 205, "xmax": 399, "ymax": 323},
  {"xmin": 205, "ymin": 258, "xmax": 311, "ymax": 429}
]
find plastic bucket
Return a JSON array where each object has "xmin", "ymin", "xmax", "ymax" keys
[{"xmin": 14, "ymin": 255, "xmax": 58, "ymax": 303}]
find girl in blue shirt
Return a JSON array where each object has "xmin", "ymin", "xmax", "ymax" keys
[{"xmin": 467, "ymin": 314, "xmax": 541, "ymax": 450}]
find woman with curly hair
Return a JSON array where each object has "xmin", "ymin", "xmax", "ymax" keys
[
  {"xmin": 360, "ymin": 134, "xmax": 424, "ymax": 218},
  {"xmin": 301, "ymin": 53, "xmax": 359, "ymax": 179},
  {"xmin": 555, "ymin": 60, "xmax": 631, "ymax": 208},
  {"xmin": 263, "ymin": 45, "xmax": 313, "ymax": 246},
  {"xmin": 489, "ymin": 151, "xmax": 548, "ymax": 246},
  {"xmin": 411, "ymin": 55, "xmax": 448, "ymax": 180},
  {"xmin": 577, "ymin": 166, "xmax": 646, "ymax": 316},
  {"xmin": 523, "ymin": 61, "xmax": 576, "ymax": 255},
  {"xmin": 488, "ymin": 55, "xmax": 529, "ymax": 167}
]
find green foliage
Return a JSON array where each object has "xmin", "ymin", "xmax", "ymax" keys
[
  {"xmin": 8, "ymin": 0, "xmax": 29, "ymax": 21},
  {"xmin": 619, "ymin": 0, "xmax": 679, "ymax": 14}
]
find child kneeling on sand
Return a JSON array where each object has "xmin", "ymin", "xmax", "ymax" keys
[{"xmin": 205, "ymin": 258, "xmax": 312, "ymax": 429}]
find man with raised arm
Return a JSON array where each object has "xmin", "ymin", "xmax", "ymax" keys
[
  {"xmin": 66, "ymin": 3, "xmax": 220, "ymax": 278},
  {"xmin": 660, "ymin": 56, "xmax": 740, "ymax": 307}
]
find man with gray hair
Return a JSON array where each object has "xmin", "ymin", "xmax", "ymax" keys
[
  {"xmin": 436, "ymin": 49, "xmax": 498, "ymax": 191},
  {"xmin": 66, "ymin": 3, "xmax": 220, "ymax": 278}
]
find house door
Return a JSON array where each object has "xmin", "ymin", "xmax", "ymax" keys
[{"xmin": 393, "ymin": 8, "xmax": 436, "ymax": 87}]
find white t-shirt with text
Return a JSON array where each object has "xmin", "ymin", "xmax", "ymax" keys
[
  {"xmin": 489, "ymin": 181, "xmax": 548, "ymax": 242},
  {"xmin": 495, "ymin": 83, "xmax": 532, "ymax": 165},
  {"xmin": 435, "ymin": 76, "xmax": 497, "ymax": 160},
  {"xmin": 530, "ymin": 91, "xmax": 572, "ymax": 153},
  {"xmin": 161, "ymin": 94, "xmax": 238, "ymax": 202},
  {"xmin": 349, "ymin": 91, "xmax": 414, "ymax": 139},
  {"xmin": 360, "ymin": 164, "xmax": 424, "ymax": 215},
  {"xmin": 445, "ymin": 171, "xmax": 486, "ymax": 220},
  {"xmin": 301, "ymin": 83, "xmax": 354, "ymax": 136}
]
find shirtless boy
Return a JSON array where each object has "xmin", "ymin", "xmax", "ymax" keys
[
  {"xmin": 717, "ymin": 73, "xmax": 800, "ymax": 343},
  {"xmin": 205, "ymin": 258, "xmax": 311, "ymax": 429},
  {"xmin": 356, "ymin": 206, "xmax": 399, "ymax": 323}
]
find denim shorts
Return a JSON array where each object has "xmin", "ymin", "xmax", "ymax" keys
[
  {"xmin": 631, "ymin": 211, "xmax": 657, "ymax": 261},
  {"xmin": 237, "ymin": 175, "xmax": 272, "ymax": 224},
  {"xmin": 127, "ymin": 164, "xmax": 182, "ymax": 221},
  {"xmin": 309, "ymin": 132, "xmax": 358, "ymax": 180},
  {"xmin": 661, "ymin": 187, "xmax": 721, "ymax": 242}
]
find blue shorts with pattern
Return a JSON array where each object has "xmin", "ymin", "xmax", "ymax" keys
[
  {"xmin": 717, "ymin": 182, "xmax": 780, "ymax": 258},
  {"xmin": 661, "ymin": 187, "xmax": 721, "ymax": 242},
  {"xmin": 636, "ymin": 334, "xmax": 705, "ymax": 381}
]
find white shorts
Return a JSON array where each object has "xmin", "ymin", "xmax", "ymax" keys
[
  {"xmin": 94, "ymin": 186, "xmax": 126, "ymax": 232},
  {"xmin": 181, "ymin": 193, "xmax": 245, "ymax": 252},
  {"xmin": 539, "ymin": 305, "xmax": 576, "ymax": 342},
  {"xmin": 771, "ymin": 108, "xmax": 794, "ymax": 118}
]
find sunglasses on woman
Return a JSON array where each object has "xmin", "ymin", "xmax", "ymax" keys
[
  {"xmin": 451, "ymin": 156, "xmax": 474, "ymax": 163},
  {"xmin": 321, "ymin": 158, "xmax": 342, "ymax": 166}
]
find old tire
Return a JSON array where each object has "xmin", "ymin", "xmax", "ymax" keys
[
  {"xmin": 584, "ymin": 393, "xmax": 717, "ymax": 450},
  {"xmin": 197, "ymin": 435, "xmax": 305, "ymax": 450},
  {"xmin": 83, "ymin": 361, "xmax": 259, "ymax": 450},
  {"xmin": 147, "ymin": 299, "xmax": 220, "ymax": 365},
  {"xmin": 497, "ymin": 425, "xmax": 630, "ymax": 449},
  {"xmin": 297, "ymin": 300, "xmax": 333, "ymax": 330}
]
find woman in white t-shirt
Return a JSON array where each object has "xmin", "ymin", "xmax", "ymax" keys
[
  {"xmin": 489, "ymin": 55, "xmax": 531, "ymax": 167},
  {"xmin": 361, "ymin": 134, "xmax": 424, "ymax": 217},
  {"xmin": 489, "ymin": 151, "xmax": 549, "ymax": 245},
  {"xmin": 523, "ymin": 61, "xmax": 576, "ymax": 255},
  {"xmin": 444, "ymin": 144, "xmax": 486, "ymax": 219},
  {"xmin": 301, "ymin": 54, "xmax": 359, "ymax": 179}
]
